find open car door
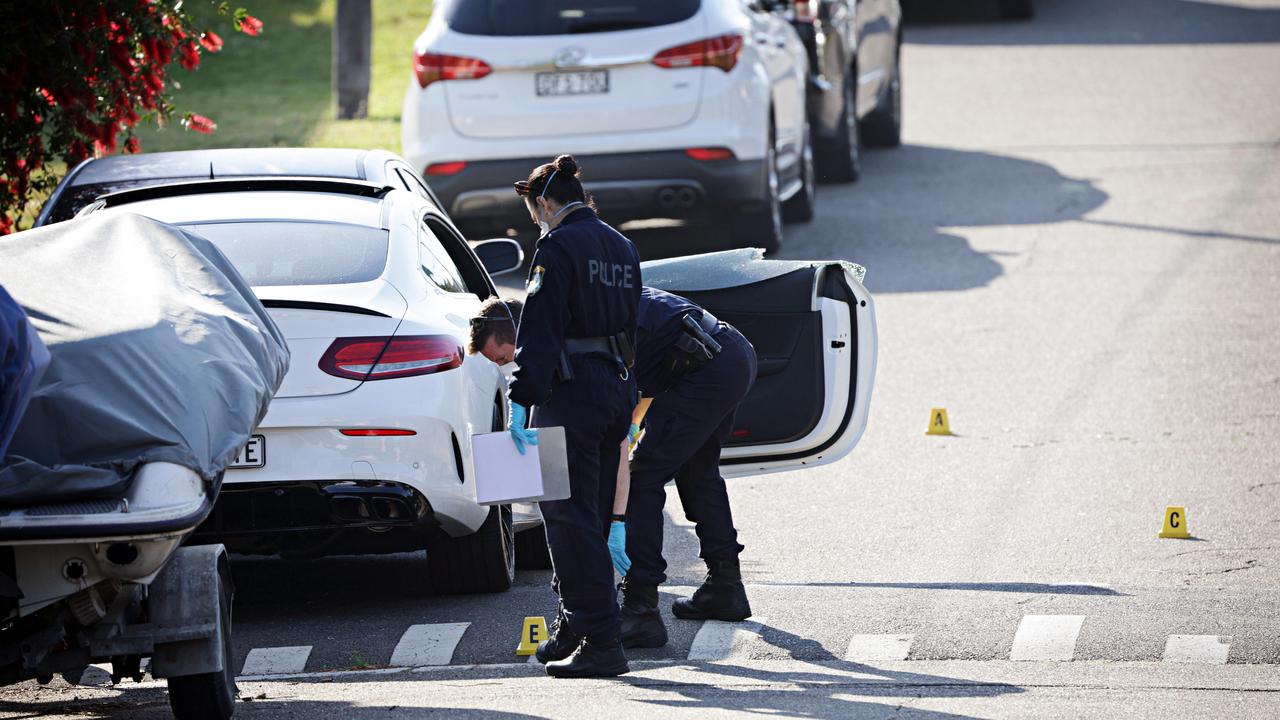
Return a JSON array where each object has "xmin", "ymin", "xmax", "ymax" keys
[{"xmin": 640, "ymin": 249, "xmax": 877, "ymax": 477}]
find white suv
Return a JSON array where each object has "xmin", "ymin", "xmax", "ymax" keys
[{"xmin": 401, "ymin": 0, "xmax": 815, "ymax": 252}]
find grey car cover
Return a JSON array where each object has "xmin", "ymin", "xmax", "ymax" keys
[{"xmin": 0, "ymin": 212, "xmax": 289, "ymax": 506}]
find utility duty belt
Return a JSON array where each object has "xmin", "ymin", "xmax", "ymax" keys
[
  {"xmin": 666, "ymin": 310, "xmax": 724, "ymax": 379},
  {"xmin": 557, "ymin": 331, "xmax": 635, "ymax": 382}
]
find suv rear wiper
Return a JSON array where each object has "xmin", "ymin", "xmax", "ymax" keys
[{"xmin": 566, "ymin": 19, "xmax": 652, "ymax": 34}]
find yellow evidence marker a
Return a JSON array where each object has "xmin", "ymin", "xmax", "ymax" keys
[
  {"xmin": 515, "ymin": 616, "xmax": 548, "ymax": 656},
  {"xmin": 1158, "ymin": 506, "xmax": 1191, "ymax": 539},
  {"xmin": 926, "ymin": 408, "xmax": 953, "ymax": 436}
]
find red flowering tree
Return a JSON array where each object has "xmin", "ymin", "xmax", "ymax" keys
[{"xmin": 0, "ymin": 1, "xmax": 262, "ymax": 233}]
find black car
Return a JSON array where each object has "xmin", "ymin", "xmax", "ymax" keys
[{"xmin": 779, "ymin": 0, "xmax": 903, "ymax": 182}]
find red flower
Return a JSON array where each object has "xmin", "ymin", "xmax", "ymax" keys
[
  {"xmin": 199, "ymin": 30, "xmax": 223, "ymax": 53},
  {"xmin": 239, "ymin": 15, "xmax": 263, "ymax": 37},
  {"xmin": 125, "ymin": 136, "xmax": 141, "ymax": 154},
  {"xmin": 179, "ymin": 41, "xmax": 200, "ymax": 70},
  {"xmin": 183, "ymin": 113, "xmax": 216, "ymax": 134}
]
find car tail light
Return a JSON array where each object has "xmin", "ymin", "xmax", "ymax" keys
[
  {"xmin": 425, "ymin": 161, "xmax": 468, "ymax": 176},
  {"xmin": 685, "ymin": 147, "xmax": 736, "ymax": 161},
  {"xmin": 340, "ymin": 428, "xmax": 417, "ymax": 437},
  {"xmin": 414, "ymin": 51, "xmax": 492, "ymax": 88},
  {"xmin": 793, "ymin": 0, "xmax": 816, "ymax": 24},
  {"xmin": 319, "ymin": 335, "xmax": 463, "ymax": 381},
  {"xmin": 652, "ymin": 34, "xmax": 744, "ymax": 73}
]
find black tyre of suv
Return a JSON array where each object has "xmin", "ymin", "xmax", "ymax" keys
[
  {"xmin": 998, "ymin": 0, "xmax": 1033, "ymax": 20},
  {"xmin": 818, "ymin": 72, "xmax": 861, "ymax": 183},
  {"xmin": 166, "ymin": 556, "xmax": 236, "ymax": 720},
  {"xmin": 782, "ymin": 122, "xmax": 816, "ymax": 223},
  {"xmin": 428, "ymin": 503, "xmax": 515, "ymax": 594},
  {"xmin": 862, "ymin": 47, "xmax": 902, "ymax": 148},
  {"xmin": 731, "ymin": 123, "xmax": 783, "ymax": 254}
]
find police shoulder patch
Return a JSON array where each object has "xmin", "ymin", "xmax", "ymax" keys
[{"xmin": 527, "ymin": 265, "xmax": 545, "ymax": 295}]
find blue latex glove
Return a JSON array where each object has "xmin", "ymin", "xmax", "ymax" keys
[
  {"xmin": 507, "ymin": 401, "xmax": 539, "ymax": 455},
  {"xmin": 607, "ymin": 520, "xmax": 631, "ymax": 576}
]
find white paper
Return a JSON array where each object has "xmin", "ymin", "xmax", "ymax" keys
[{"xmin": 471, "ymin": 427, "xmax": 569, "ymax": 505}]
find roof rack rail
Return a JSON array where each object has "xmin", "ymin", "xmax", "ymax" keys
[{"xmin": 94, "ymin": 177, "xmax": 395, "ymax": 208}]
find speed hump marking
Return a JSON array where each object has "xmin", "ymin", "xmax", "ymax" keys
[
  {"xmin": 515, "ymin": 616, "xmax": 548, "ymax": 656},
  {"xmin": 926, "ymin": 408, "xmax": 953, "ymax": 436},
  {"xmin": 1159, "ymin": 506, "xmax": 1191, "ymax": 539}
]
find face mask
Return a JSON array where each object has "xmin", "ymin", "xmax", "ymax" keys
[{"xmin": 535, "ymin": 169, "xmax": 558, "ymax": 234}]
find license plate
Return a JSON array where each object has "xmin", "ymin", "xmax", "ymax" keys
[
  {"xmin": 535, "ymin": 70, "xmax": 609, "ymax": 97},
  {"xmin": 229, "ymin": 435, "xmax": 265, "ymax": 469}
]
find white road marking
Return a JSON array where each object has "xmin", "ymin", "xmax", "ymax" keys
[
  {"xmin": 241, "ymin": 646, "xmax": 313, "ymax": 676},
  {"xmin": 1009, "ymin": 615, "xmax": 1086, "ymax": 661},
  {"xmin": 390, "ymin": 623, "xmax": 470, "ymax": 667},
  {"xmin": 845, "ymin": 634, "xmax": 914, "ymax": 662},
  {"xmin": 1163, "ymin": 634, "xmax": 1232, "ymax": 664},
  {"xmin": 687, "ymin": 618, "xmax": 766, "ymax": 661}
]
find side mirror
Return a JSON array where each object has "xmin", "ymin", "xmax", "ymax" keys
[{"xmin": 472, "ymin": 238, "xmax": 524, "ymax": 277}]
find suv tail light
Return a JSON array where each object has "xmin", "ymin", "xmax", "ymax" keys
[
  {"xmin": 319, "ymin": 336, "xmax": 463, "ymax": 381},
  {"xmin": 793, "ymin": 1, "xmax": 816, "ymax": 24},
  {"xmin": 425, "ymin": 161, "xmax": 468, "ymax": 176},
  {"xmin": 414, "ymin": 52, "xmax": 492, "ymax": 89},
  {"xmin": 652, "ymin": 34, "xmax": 744, "ymax": 73},
  {"xmin": 685, "ymin": 147, "xmax": 736, "ymax": 161}
]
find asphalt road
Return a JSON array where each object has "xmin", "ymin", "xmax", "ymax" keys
[{"xmin": 5, "ymin": 0, "xmax": 1280, "ymax": 717}]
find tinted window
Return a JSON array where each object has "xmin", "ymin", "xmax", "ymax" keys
[
  {"xmin": 44, "ymin": 179, "xmax": 182, "ymax": 224},
  {"xmin": 180, "ymin": 221, "xmax": 389, "ymax": 286},
  {"xmin": 419, "ymin": 224, "xmax": 469, "ymax": 294},
  {"xmin": 446, "ymin": 0, "xmax": 700, "ymax": 36}
]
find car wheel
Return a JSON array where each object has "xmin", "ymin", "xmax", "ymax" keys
[
  {"xmin": 998, "ymin": 0, "xmax": 1033, "ymax": 20},
  {"xmin": 863, "ymin": 47, "xmax": 902, "ymax": 148},
  {"xmin": 730, "ymin": 122, "xmax": 783, "ymax": 254},
  {"xmin": 515, "ymin": 525, "xmax": 553, "ymax": 570},
  {"xmin": 818, "ymin": 72, "xmax": 861, "ymax": 183},
  {"xmin": 427, "ymin": 503, "xmax": 515, "ymax": 594},
  {"xmin": 782, "ymin": 121, "xmax": 816, "ymax": 223},
  {"xmin": 166, "ymin": 556, "xmax": 236, "ymax": 720}
]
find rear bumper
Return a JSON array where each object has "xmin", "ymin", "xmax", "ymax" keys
[{"xmin": 426, "ymin": 151, "xmax": 767, "ymax": 236}]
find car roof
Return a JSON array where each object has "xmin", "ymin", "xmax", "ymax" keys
[{"xmin": 70, "ymin": 147, "xmax": 399, "ymax": 185}]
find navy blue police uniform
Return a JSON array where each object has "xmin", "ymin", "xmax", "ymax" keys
[
  {"xmin": 508, "ymin": 206, "xmax": 641, "ymax": 646},
  {"xmin": 626, "ymin": 286, "xmax": 757, "ymax": 589}
]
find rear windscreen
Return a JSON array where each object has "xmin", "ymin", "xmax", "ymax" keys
[
  {"xmin": 445, "ymin": 0, "xmax": 700, "ymax": 36},
  {"xmin": 181, "ymin": 221, "xmax": 389, "ymax": 287}
]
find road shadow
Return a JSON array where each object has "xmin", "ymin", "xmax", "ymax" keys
[
  {"xmin": 905, "ymin": 0, "xmax": 1280, "ymax": 45},
  {"xmin": 749, "ymin": 580, "xmax": 1124, "ymax": 596},
  {"xmin": 774, "ymin": 144, "xmax": 1107, "ymax": 294},
  {"xmin": 635, "ymin": 624, "xmax": 1021, "ymax": 718}
]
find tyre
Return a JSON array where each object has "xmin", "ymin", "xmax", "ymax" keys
[
  {"xmin": 998, "ymin": 0, "xmax": 1033, "ymax": 20},
  {"xmin": 782, "ymin": 121, "xmax": 816, "ymax": 223},
  {"xmin": 730, "ymin": 122, "xmax": 783, "ymax": 254},
  {"xmin": 167, "ymin": 556, "xmax": 236, "ymax": 720},
  {"xmin": 427, "ymin": 503, "xmax": 515, "ymax": 594},
  {"xmin": 817, "ymin": 72, "xmax": 861, "ymax": 183},
  {"xmin": 862, "ymin": 47, "xmax": 902, "ymax": 148},
  {"xmin": 515, "ymin": 525, "xmax": 553, "ymax": 570}
]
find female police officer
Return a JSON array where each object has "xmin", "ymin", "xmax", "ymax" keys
[{"xmin": 505, "ymin": 154, "xmax": 641, "ymax": 678}]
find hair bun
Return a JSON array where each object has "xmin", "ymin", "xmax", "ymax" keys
[{"xmin": 553, "ymin": 154, "xmax": 580, "ymax": 176}]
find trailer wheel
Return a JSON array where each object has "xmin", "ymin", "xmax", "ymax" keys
[{"xmin": 167, "ymin": 556, "xmax": 236, "ymax": 720}]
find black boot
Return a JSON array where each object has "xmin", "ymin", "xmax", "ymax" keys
[
  {"xmin": 535, "ymin": 606, "xmax": 580, "ymax": 664},
  {"xmin": 619, "ymin": 580, "xmax": 668, "ymax": 649},
  {"xmin": 672, "ymin": 558, "xmax": 752, "ymax": 621},
  {"xmin": 545, "ymin": 637, "xmax": 629, "ymax": 678}
]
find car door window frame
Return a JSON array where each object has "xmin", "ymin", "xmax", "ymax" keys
[{"xmin": 420, "ymin": 212, "xmax": 495, "ymax": 299}]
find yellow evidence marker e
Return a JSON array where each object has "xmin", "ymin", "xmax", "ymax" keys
[
  {"xmin": 926, "ymin": 408, "xmax": 953, "ymax": 436},
  {"xmin": 515, "ymin": 616, "xmax": 549, "ymax": 656},
  {"xmin": 1158, "ymin": 506, "xmax": 1191, "ymax": 539}
]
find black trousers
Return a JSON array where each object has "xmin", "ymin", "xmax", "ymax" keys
[
  {"xmin": 626, "ymin": 326, "xmax": 756, "ymax": 587},
  {"xmin": 533, "ymin": 356, "xmax": 634, "ymax": 643}
]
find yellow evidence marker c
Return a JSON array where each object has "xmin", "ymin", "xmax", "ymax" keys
[
  {"xmin": 926, "ymin": 408, "xmax": 953, "ymax": 436},
  {"xmin": 1158, "ymin": 506, "xmax": 1191, "ymax": 539},
  {"xmin": 515, "ymin": 616, "xmax": 549, "ymax": 656}
]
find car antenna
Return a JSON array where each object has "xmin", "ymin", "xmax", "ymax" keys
[{"xmin": 209, "ymin": 162, "xmax": 215, "ymax": 180}]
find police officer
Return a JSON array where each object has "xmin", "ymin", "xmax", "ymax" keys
[
  {"xmin": 618, "ymin": 286, "xmax": 758, "ymax": 649},
  {"xmin": 503, "ymin": 155, "xmax": 641, "ymax": 678}
]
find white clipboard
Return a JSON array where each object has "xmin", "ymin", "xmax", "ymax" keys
[{"xmin": 471, "ymin": 426, "xmax": 570, "ymax": 505}]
